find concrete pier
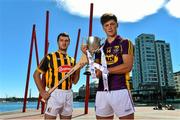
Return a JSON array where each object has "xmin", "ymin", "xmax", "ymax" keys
[{"xmin": 0, "ymin": 107, "xmax": 179, "ymax": 119}]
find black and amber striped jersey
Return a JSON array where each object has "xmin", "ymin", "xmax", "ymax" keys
[{"xmin": 37, "ymin": 51, "xmax": 75, "ymax": 90}]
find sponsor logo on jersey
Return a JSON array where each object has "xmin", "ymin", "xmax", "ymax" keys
[
  {"xmin": 106, "ymin": 55, "xmax": 118, "ymax": 65},
  {"xmin": 58, "ymin": 65, "xmax": 72, "ymax": 73}
]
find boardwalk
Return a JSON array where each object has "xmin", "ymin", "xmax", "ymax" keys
[{"xmin": 0, "ymin": 107, "xmax": 180, "ymax": 120}]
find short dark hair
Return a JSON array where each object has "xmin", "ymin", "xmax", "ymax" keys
[
  {"xmin": 100, "ymin": 13, "xmax": 117, "ymax": 25},
  {"xmin": 57, "ymin": 32, "xmax": 70, "ymax": 42}
]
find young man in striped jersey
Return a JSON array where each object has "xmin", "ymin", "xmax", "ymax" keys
[
  {"xmin": 82, "ymin": 13, "xmax": 135, "ymax": 120},
  {"xmin": 34, "ymin": 32, "xmax": 83, "ymax": 120}
]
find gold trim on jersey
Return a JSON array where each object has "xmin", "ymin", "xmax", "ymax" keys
[
  {"xmin": 125, "ymin": 72, "xmax": 130, "ymax": 90},
  {"xmin": 128, "ymin": 40, "xmax": 134, "ymax": 55}
]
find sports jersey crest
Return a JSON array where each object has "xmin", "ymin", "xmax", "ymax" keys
[
  {"xmin": 113, "ymin": 45, "xmax": 120, "ymax": 54},
  {"xmin": 106, "ymin": 47, "xmax": 112, "ymax": 53}
]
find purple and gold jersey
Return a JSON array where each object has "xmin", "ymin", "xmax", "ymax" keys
[{"xmin": 95, "ymin": 35, "xmax": 134, "ymax": 91}]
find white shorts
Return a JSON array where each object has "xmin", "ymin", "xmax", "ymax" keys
[
  {"xmin": 95, "ymin": 89, "xmax": 135, "ymax": 117},
  {"xmin": 45, "ymin": 89, "xmax": 73, "ymax": 116}
]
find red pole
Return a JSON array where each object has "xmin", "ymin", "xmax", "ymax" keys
[
  {"xmin": 33, "ymin": 29, "xmax": 41, "ymax": 110},
  {"xmin": 22, "ymin": 24, "xmax": 36, "ymax": 112},
  {"xmin": 88, "ymin": 3, "xmax": 93, "ymax": 37},
  {"xmin": 37, "ymin": 95, "xmax": 41, "ymax": 110},
  {"xmin": 44, "ymin": 10, "xmax": 49, "ymax": 56},
  {"xmin": 34, "ymin": 29, "xmax": 39, "ymax": 67},
  {"xmin": 41, "ymin": 10, "xmax": 49, "ymax": 114},
  {"xmin": 74, "ymin": 29, "xmax": 81, "ymax": 62},
  {"xmin": 42, "ymin": 10, "xmax": 49, "ymax": 114},
  {"xmin": 36, "ymin": 10, "xmax": 49, "ymax": 113},
  {"xmin": 85, "ymin": 3, "xmax": 93, "ymax": 114}
]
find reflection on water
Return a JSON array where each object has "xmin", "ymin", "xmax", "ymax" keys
[{"xmin": 0, "ymin": 101, "xmax": 95, "ymax": 112}]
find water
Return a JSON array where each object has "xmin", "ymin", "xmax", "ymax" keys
[
  {"xmin": 0, "ymin": 101, "xmax": 95, "ymax": 113},
  {"xmin": 0, "ymin": 101, "xmax": 179, "ymax": 113}
]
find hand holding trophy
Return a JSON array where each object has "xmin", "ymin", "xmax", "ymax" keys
[{"xmin": 83, "ymin": 36, "xmax": 109, "ymax": 91}]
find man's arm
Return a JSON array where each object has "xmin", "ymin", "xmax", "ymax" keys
[
  {"xmin": 33, "ymin": 70, "xmax": 49, "ymax": 100},
  {"xmin": 72, "ymin": 45, "xmax": 88, "ymax": 84},
  {"xmin": 71, "ymin": 62, "xmax": 86, "ymax": 84},
  {"xmin": 108, "ymin": 54, "xmax": 133, "ymax": 74},
  {"xmin": 72, "ymin": 69, "xmax": 81, "ymax": 84}
]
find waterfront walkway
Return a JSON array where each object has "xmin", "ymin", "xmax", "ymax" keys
[{"xmin": 0, "ymin": 107, "xmax": 179, "ymax": 119}]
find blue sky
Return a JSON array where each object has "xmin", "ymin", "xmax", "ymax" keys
[{"xmin": 0, "ymin": 0, "xmax": 180, "ymax": 98}]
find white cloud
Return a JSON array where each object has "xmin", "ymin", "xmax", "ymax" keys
[
  {"xmin": 55, "ymin": 0, "xmax": 166, "ymax": 22},
  {"xmin": 165, "ymin": 0, "xmax": 180, "ymax": 18}
]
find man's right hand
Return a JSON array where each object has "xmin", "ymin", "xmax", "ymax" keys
[
  {"xmin": 81, "ymin": 44, "xmax": 88, "ymax": 54},
  {"xmin": 95, "ymin": 69, "xmax": 102, "ymax": 79},
  {"xmin": 40, "ymin": 91, "xmax": 50, "ymax": 101}
]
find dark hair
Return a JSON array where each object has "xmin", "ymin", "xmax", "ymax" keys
[
  {"xmin": 100, "ymin": 13, "xmax": 117, "ymax": 25},
  {"xmin": 57, "ymin": 32, "xmax": 70, "ymax": 42}
]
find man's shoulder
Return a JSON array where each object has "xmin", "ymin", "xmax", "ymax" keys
[
  {"xmin": 118, "ymin": 37, "xmax": 133, "ymax": 45},
  {"xmin": 118, "ymin": 36, "xmax": 131, "ymax": 42},
  {"xmin": 44, "ymin": 52, "xmax": 56, "ymax": 60},
  {"xmin": 47, "ymin": 52, "xmax": 55, "ymax": 56},
  {"xmin": 67, "ymin": 54, "xmax": 75, "ymax": 61}
]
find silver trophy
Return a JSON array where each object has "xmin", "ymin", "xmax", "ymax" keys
[
  {"xmin": 83, "ymin": 36, "xmax": 101, "ymax": 75},
  {"xmin": 85, "ymin": 36, "xmax": 109, "ymax": 91},
  {"xmin": 86, "ymin": 36, "xmax": 101, "ymax": 55}
]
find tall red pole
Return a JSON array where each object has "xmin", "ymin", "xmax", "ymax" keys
[
  {"xmin": 84, "ymin": 3, "xmax": 93, "ymax": 114},
  {"xmin": 22, "ymin": 24, "xmax": 36, "ymax": 112},
  {"xmin": 34, "ymin": 29, "xmax": 41, "ymax": 110},
  {"xmin": 34, "ymin": 25, "xmax": 41, "ymax": 110},
  {"xmin": 88, "ymin": 3, "xmax": 93, "ymax": 37},
  {"xmin": 34, "ymin": 29, "xmax": 39, "ymax": 67},
  {"xmin": 41, "ymin": 10, "xmax": 49, "ymax": 114},
  {"xmin": 44, "ymin": 10, "xmax": 49, "ymax": 56},
  {"xmin": 74, "ymin": 29, "xmax": 81, "ymax": 62},
  {"xmin": 36, "ymin": 10, "xmax": 49, "ymax": 113}
]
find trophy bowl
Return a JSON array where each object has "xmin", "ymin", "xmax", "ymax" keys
[{"xmin": 87, "ymin": 36, "xmax": 101, "ymax": 54}]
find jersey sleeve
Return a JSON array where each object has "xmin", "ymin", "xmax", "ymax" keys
[
  {"xmin": 37, "ymin": 55, "xmax": 50, "ymax": 74},
  {"xmin": 121, "ymin": 39, "xmax": 134, "ymax": 55}
]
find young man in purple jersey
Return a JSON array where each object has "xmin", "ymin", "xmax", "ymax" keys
[
  {"xmin": 96, "ymin": 13, "xmax": 135, "ymax": 120},
  {"xmin": 82, "ymin": 13, "xmax": 135, "ymax": 119}
]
